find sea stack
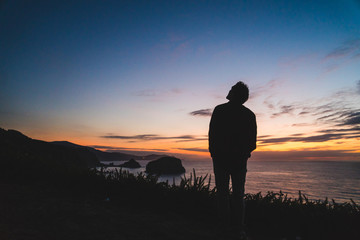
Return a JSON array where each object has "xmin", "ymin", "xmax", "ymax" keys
[
  {"xmin": 119, "ymin": 159, "xmax": 141, "ymax": 168},
  {"xmin": 145, "ymin": 156, "xmax": 185, "ymax": 175}
]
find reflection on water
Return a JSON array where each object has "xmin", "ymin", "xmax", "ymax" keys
[{"xmin": 102, "ymin": 160, "xmax": 360, "ymax": 204}]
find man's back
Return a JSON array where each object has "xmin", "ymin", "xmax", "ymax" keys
[
  {"xmin": 209, "ymin": 82, "xmax": 257, "ymax": 238},
  {"xmin": 209, "ymin": 101, "xmax": 257, "ymax": 159}
]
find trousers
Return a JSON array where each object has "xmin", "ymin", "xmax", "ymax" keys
[{"xmin": 212, "ymin": 157, "xmax": 248, "ymax": 228}]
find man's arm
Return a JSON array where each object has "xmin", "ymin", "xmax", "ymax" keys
[
  {"xmin": 249, "ymin": 113, "xmax": 257, "ymax": 153},
  {"xmin": 208, "ymin": 107, "xmax": 219, "ymax": 157}
]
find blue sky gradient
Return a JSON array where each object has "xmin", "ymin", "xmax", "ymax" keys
[{"xmin": 1, "ymin": 0, "xmax": 360, "ymax": 160}]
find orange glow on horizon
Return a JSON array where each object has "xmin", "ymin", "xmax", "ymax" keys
[{"xmin": 19, "ymin": 127, "xmax": 359, "ymax": 161}]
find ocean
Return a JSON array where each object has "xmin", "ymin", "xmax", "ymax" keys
[{"xmin": 103, "ymin": 160, "xmax": 360, "ymax": 204}]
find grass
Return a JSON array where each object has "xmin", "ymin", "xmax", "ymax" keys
[
  {"xmin": 244, "ymin": 190, "xmax": 360, "ymax": 239},
  {"xmin": 84, "ymin": 167, "xmax": 360, "ymax": 239},
  {"xmin": 1, "ymin": 163, "xmax": 359, "ymax": 240}
]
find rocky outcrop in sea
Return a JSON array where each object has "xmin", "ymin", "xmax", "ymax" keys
[{"xmin": 145, "ymin": 157, "xmax": 185, "ymax": 175}]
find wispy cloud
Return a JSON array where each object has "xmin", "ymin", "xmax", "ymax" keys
[
  {"xmin": 271, "ymin": 105, "xmax": 296, "ymax": 118},
  {"xmin": 314, "ymin": 108, "xmax": 360, "ymax": 127},
  {"xmin": 267, "ymin": 80, "xmax": 360, "ymax": 126},
  {"xmin": 88, "ymin": 145, "xmax": 169, "ymax": 153},
  {"xmin": 150, "ymin": 32, "xmax": 194, "ymax": 61},
  {"xmin": 101, "ymin": 134, "xmax": 158, "ymax": 140},
  {"xmin": 252, "ymin": 150, "xmax": 360, "ymax": 161},
  {"xmin": 189, "ymin": 108, "xmax": 213, "ymax": 117},
  {"xmin": 89, "ymin": 145, "xmax": 120, "ymax": 150},
  {"xmin": 100, "ymin": 134, "xmax": 207, "ymax": 142},
  {"xmin": 175, "ymin": 147, "xmax": 209, "ymax": 153},
  {"xmin": 258, "ymin": 82, "xmax": 360, "ymax": 146},
  {"xmin": 325, "ymin": 38, "xmax": 360, "ymax": 60},
  {"xmin": 319, "ymin": 126, "xmax": 360, "ymax": 133},
  {"xmin": 321, "ymin": 39, "xmax": 360, "ymax": 74},
  {"xmin": 258, "ymin": 126, "xmax": 360, "ymax": 145},
  {"xmin": 291, "ymin": 123, "xmax": 312, "ymax": 127},
  {"xmin": 340, "ymin": 111, "xmax": 360, "ymax": 126},
  {"xmin": 251, "ymin": 79, "xmax": 284, "ymax": 99},
  {"xmin": 263, "ymin": 99, "xmax": 275, "ymax": 109},
  {"xmin": 133, "ymin": 88, "xmax": 184, "ymax": 100}
]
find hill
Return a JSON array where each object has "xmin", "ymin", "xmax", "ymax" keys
[
  {"xmin": 0, "ymin": 128, "xmax": 100, "ymax": 169},
  {"xmin": 0, "ymin": 127, "xmax": 171, "ymax": 172}
]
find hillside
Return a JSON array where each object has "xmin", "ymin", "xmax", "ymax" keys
[
  {"xmin": 0, "ymin": 128, "xmax": 100, "ymax": 170},
  {"xmin": 0, "ymin": 128, "xmax": 170, "ymax": 171}
]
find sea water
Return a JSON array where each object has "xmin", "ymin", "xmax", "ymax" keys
[{"xmin": 103, "ymin": 160, "xmax": 360, "ymax": 204}]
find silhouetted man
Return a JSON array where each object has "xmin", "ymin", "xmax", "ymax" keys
[{"xmin": 209, "ymin": 81, "xmax": 257, "ymax": 238}]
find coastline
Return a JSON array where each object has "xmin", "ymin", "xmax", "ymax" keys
[
  {"xmin": 101, "ymin": 160, "xmax": 360, "ymax": 204},
  {"xmin": 1, "ymin": 168, "xmax": 359, "ymax": 240}
]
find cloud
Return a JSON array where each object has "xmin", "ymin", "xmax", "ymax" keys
[
  {"xmin": 257, "ymin": 135, "xmax": 273, "ymax": 139},
  {"xmin": 269, "ymin": 82, "xmax": 360, "ymax": 126},
  {"xmin": 353, "ymin": 52, "xmax": 360, "ymax": 59},
  {"xmin": 291, "ymin": 123, "xmax": 312, "ymax": 127},
  {"xmin": 301, "ymin": 134, "xmax": 346, "ymax": 142},
  {"xmin": 258, "ymin": 127, "xmax": 360, "ymax": 145},
  {"xmin": 133, "ymin": 88, "xmax": 183, "ymax": 100},
  {"xmin": 256, "ymin": 81, "xmax": 360, "ymax": 148},
  {"xmin": 290, "ymin": 133, "xmax": 304, "ymax": 136},
  {"xmin": 251, "ymin": 79, "xmax": 284, "ymax": 99},
  {"xmin": 189, "ymin": 108, "xmax": 213, "ymax": 117},
  {"xmin": 252, "ymin": 150, "xmax": 360, "ymax": 161},
  {"xmin": 100, "ymin": 134, "xmax": 207, "ymax": 142},
  {"xmin": 323, "ymin": 64, "xmax": 340, "ymax": 73},
  {"xmin": 101, "ymin": 134, "xmax": 159, "ymax": 140},
  {"xmin": 271, "ymin": 105, "xmax": 296, "ymax": 118},
  {"xmin": 325, "ymin": 38, "xmax": 360, "ymax": 60},
  {"xmin": 341, "ymin": 112, "xmax": 360, "ymax": 126},
  {"xmin": 263, "ymin": 99, "xmax": 275, "ymax": 109},
  {"xmin": 319, "ymin": 126, "xmax": 360, "ymax": 133},
  {"xmin": 258, "ymin": 136, "xmax": 297, "ymax": 144},
  {"xmin": 320, "ymin": 110, "xmax": 360, "ymax": 127},
  {"xmin": 316, "ymin": 111, "xmax": 345, "ymax": 121},
  {"xmin": 321, "ymin": 39, "xmax": 360, "ymax": 74},
  {"xmin": 171, "ymin": 88, "xmax": 183, "ymax": 94},
  {"xmin": 176, "ymin": 147, "xmax": 209, "ymax": 153},
  {"xmin": 88, "ymin": 145, "xmax": 168, "ymax": 152},
  {"xmin": 89, "ymin": 145, "xmax": 120, "ymax": 150},
  {"xmin": 150, "ymin": 33, "xmax": 193, "ymax": 61}
]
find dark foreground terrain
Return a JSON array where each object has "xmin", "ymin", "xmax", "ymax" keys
[
  {"xmin": 1, "ymin": 182, "xmax": 218, "ymax": 240},
  {"xmin": 1, "ymin": 128, "xmax": 359, "ymax": 240},
  {"xmin": 1, "ymin": 168, "xmax": 359, "ymax": 240}
]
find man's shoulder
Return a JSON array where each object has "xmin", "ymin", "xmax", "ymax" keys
[
  {"xmin": 213, "ymin": 102, "xmax": 232, "ymax": 114},
  {"xmin": 213, "ymin": 102, "xmax": 256, "ymax": 118},
  {"xmin": 241, "ymin": 105, "xmax": 256, "ymax": 117},
  {"xmin": 214, "ymin": 102, "xmax": 229, "ymax": 110}
]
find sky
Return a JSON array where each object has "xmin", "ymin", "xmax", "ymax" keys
[{"xmin": 1, "ymin": 0, "xmax": 360, "ymax": 161}]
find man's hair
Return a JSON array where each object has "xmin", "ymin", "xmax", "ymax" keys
[{"xmin": 227, "ymin": 81, "xmax": 249, "ymax": 104}]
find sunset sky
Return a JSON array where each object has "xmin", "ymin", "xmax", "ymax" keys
[{"xmin": 1, "ymin": 0, "xmax": 360, "ymax": 161}]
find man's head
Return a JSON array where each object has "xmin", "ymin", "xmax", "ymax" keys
[{"xmin": 226, "ymin": 81, "xmax": 249, "ymax": 104}]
